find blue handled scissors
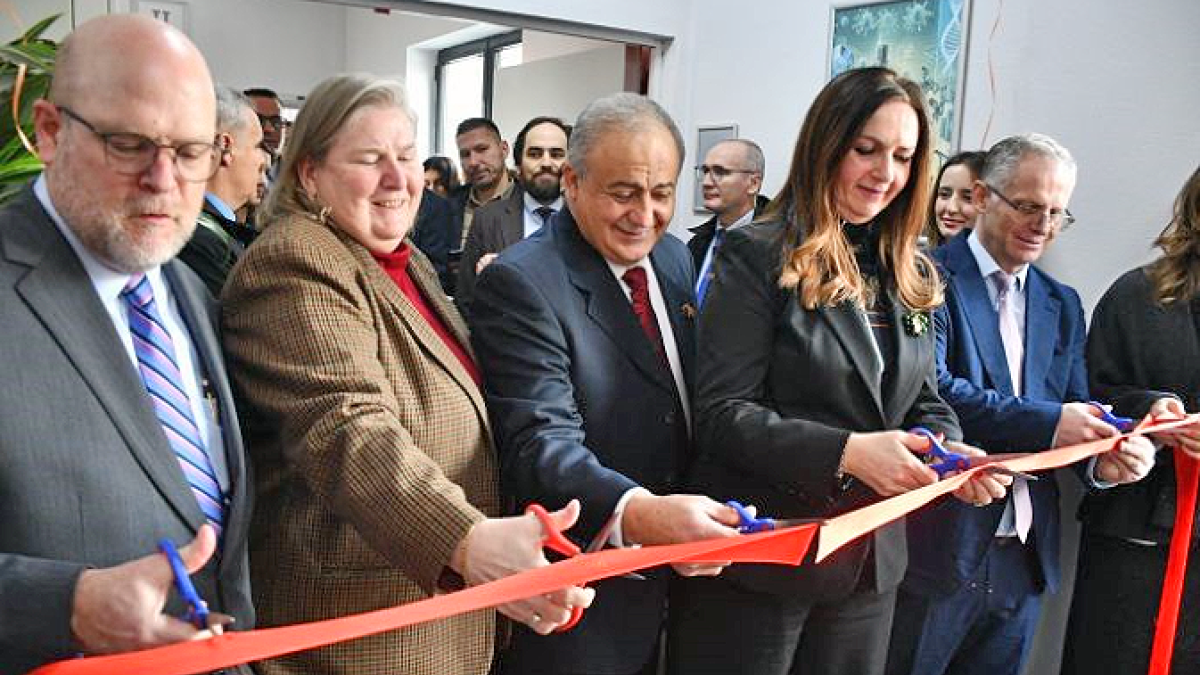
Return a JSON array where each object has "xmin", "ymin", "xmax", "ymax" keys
[
  {"xmin": 726, "ymin": 500, "xmax": 822, "ymax": 533},
  {"xmin": 909, "ymin": 427, "xmax": 1037, "ymax": 481},
  {"xmin": 1089, "ymin": 400, "xmax": 1135, "ymax": 432},
  {"xmin": 158, "ymin": 539, "xmax": 233, "ymax": 632}
]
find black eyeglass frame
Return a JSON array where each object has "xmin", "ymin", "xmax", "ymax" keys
[
  {"xmin": 56, "ymin": 105, "xmax": 221, "ymax": 183},
  {"xmin": 984, "ymin": 182, "xmax": 1076, "ymax": 229}
]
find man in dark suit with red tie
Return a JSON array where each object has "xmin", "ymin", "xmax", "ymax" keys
[{"xmin": 470, "ymin": 93, "xmax": 742, "ymax": 675}]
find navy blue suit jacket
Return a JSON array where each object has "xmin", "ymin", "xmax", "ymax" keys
[
  {"xmin": 904, "ymin": 234, "xmax": 1089, "ymax": 596},
  {"xmin": 470, "ymin": 207, "xmax": 695, "ymax": 674}
]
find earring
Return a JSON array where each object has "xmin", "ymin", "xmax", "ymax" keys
[{"xmin": 317, "ymin": 204, "xmax": 332, "ymax": 224}]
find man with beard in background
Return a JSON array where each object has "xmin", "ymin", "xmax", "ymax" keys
[{"xmin": 455, "ymin": 116, "xmax": 570, "ymax": 317}]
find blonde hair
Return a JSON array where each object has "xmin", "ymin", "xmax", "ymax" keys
[
  {"xmin": 768, "ymin": 67, "xmax": 941, "ymax": 311},
  {"xmin": 259, "ymin": 74, "xmax": 414, "ymax": 226},
  {"xmin": 1147, "ymin": 165, "xmax": 1200, "ymax": 305}
]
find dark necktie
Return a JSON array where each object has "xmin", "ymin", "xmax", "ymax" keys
[
  {"xmin": 122, "ymin": 274, "xmax": 225, "ymax": 538},
  {"xmin": 694, "ymin": 226, "xmax": 726, "ymax": 307},
  {"xmin": 622, "ymin": 267, "xmax": 667, "ymax": 365},
  {"xmin": 535, "ymin": 206, "xmax": 555, "ymax": 227}
]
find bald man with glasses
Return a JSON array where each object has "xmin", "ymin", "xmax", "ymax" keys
[
  {"xmin": 0, "ymin": 15, "xmax": 254, "ymax": 674},
  {"xmin": 689, "ymin": 139, "xmax": 768, "ymax": 307}
]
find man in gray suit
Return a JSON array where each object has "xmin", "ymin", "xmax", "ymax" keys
[{"xmin": 0, "ymin": 15, "xmax": 253, "ymax": 673}]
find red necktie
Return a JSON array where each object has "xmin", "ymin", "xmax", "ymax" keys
[{"xmin": 622, "ymin": 267, "xmax": 667, "ymax": 365}]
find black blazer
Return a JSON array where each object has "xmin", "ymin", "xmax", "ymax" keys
[
  {"xmin": 455, "ymin": 185, "xmax": 525, "ymax": 319},
  {"xmin": 0, "ymin": 189, "xmax": 254, "ymax": 674},
  {"xmin": 470, "ymin": 207, "xmax": 695, "ymax": 674},
  {"xmin": 1082, "ymin": 266, "xmax": 1200, "ymax": 543},
  {"xmin": 689, "ymin": 219, "xmax": 960, "ymax": 601},
  {"xmin": 409, "ymin": 188, "xmax": 455, "ymax": 293}
]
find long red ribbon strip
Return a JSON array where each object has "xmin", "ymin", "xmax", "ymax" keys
[
  {"xmin": 30, "ymin": 414, "xmax": 1200, "ymax": 675},
  {"xmin": 1148, "ymin": 446, "xmax": 1199, "ymax": 675}
]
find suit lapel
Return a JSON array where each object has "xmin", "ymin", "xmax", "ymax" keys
[
  {"xmin": 820, "ymin": 302, "xmax": 885, "ymax": 419},
  {"xmin": 945, "ymin": 239, "xmax": 1015, "ymax": 395},
  {"xmin": 351, "ymin": 238, "xmax": 491, "ymax": 431},
  {"xmin": 882, "ymin": 288, "xmax": 921, "ymax": 418},
  {"xmin": 7, "ymin": 196, "xmax": 204, "ymax": 531},
  {"xmin": 652, "ymin": 246, "xmax": 696, "ymax": 390},
  {"xmin": 1021, "ymin": 270, "xmax": 1060, "ymax": 400},
  {"xmin": 500, "ymin": 197, "xmax": 525, "ymax": 248},
  {"xmin": 559, "ymin": 215, "xmax": 677, "ymax": 394}
]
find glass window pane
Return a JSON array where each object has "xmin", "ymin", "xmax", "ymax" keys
[
  {"xmin": 439, "ymin": 54, "xmax": 485, "ymax": 159},
  {"xmin": 497, "ymin": 43, "xmax": 523, "ymax": 70}
]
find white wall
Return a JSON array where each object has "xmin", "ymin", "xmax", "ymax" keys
[
  {"xmin": 492, "ymin": 43, "xmax": 625, "ymax": 143},
  {"xmin": 2, "ymin": 0, "xmax": 74, "ymax": 41}
]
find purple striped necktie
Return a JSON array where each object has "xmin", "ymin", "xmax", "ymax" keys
[{"xmin": 121, "ymin": 274, "xmax": 225, "ymax": 538}]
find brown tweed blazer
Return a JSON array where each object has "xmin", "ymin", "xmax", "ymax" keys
[{"xmin": 221, "ymin": 212, "xmax": 501, "ymax": 675}]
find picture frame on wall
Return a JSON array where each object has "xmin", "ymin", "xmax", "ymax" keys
[
  {"xmin": 693, "ymin": 123, "xmax": 738, "ymax": 213},
  {"xmin": 829, "ymin": 0, "xmax": 971, "ymax": 160},
  {"xmin": 133, "ymin": 0, "xmax": 190, "ymax": 36}
]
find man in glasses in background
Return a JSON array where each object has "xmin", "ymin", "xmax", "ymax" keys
[
  {"xmin": 0, "ymin": 14, "xmax": 254, "ymax": 673},
  {"xmin": 178, "ymin": 85, "xmax": 265, "ymax": 296},
  {"xmin": 688, "ymin": 139, "xmax": 768, "ymax": 308},
  {"xmin": 243, "ymin": 87, "xmax": 284, "ymax": 160}
]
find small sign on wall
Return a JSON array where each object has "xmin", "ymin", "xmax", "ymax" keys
[{"xmin": 133, "ymin": 1, "xmax": 190, "ymax": 36}]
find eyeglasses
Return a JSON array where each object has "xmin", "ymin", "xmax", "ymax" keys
[
  {"xmin": 696, "ymin": 164, "xmax": 757, "ymax": 181},
  {"xmin": 57, "ymin": 106, "xmax": 220, "ymax": 183},
  {"xmin": 256, "ymin": 113, "xmax": 284, "ymax": 130},
  {"xmin": 986, "ymin": 183, "xmax": 1076, "ymax": 229}
]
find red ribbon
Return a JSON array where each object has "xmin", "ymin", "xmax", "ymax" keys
[
  {"xmin": 1148, "ymin": 446, "xmax": 1199, "ymax": 675},
  {"xmin": 30, "ymin": 414, "xmax": 1200, "ymax": 675}
]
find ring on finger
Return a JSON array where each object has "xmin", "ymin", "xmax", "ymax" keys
[{"xmin": 531, "ymin": 612, "xmax": 542, "ymax": 623}]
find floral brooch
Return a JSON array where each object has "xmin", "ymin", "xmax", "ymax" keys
[{"xmin": 902, "ymin": 311, "xmax": 930, "ymax": 337}]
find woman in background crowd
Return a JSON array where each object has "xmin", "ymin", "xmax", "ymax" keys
[
  {"xmin": 1062, "ymin": 164, "xmax": 1200, "ymax": 675},
  {"xmin": 924, "ymin": 150, "xmax": 985, "ymax": 247},
  {"xmin": 921, "ymin": 148, "xmax": 979, "ymax": 246},
  {"xmin": 668, "ymin": 67, "xmax": 1008, "ymax": 675},
  {"xmin": 221, "ymin": 74, "xmax": 591, "ymax": 675},
  {"xmin": 424, "ymin": 154, "xmax": 461, "ymax": 198}
]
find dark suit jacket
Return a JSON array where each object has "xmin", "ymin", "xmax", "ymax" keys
[
  {"xmin": 1081, "ymin": 266, "xmax": 1200, "ymax": 544},
  {"xmin": 409, "ymin": 188, "xmax": 455, "ymax": 293},
  {"xmin": 687, "ymin": 193, "xmax": 771, "ymax": 273},
  {"xmin": 688, "ymin": 219, "xmax": 960, "ymax": 601},
  {"xmin": 903, "ymin": 234, "xmax": 1089, "ymax": 597},
  {"xmin": 177, "ymin": 195, "xmax": 258, "ymax": 297},
  {"xmin": 455, "ymin": 185, "xmax": 526, "ymax": 319},
  {"xmin": 470, "ymin": 208, "xmax": 695, "ymax": 674},
  {"xmin": 0, "ymin": 188, "xmax": 253, "ymax": 674}
]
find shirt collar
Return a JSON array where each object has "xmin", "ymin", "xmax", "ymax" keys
[
  {"xmin": 523, "ymin": 192, "xmax": 564, "ymax": 214},
  {"xmin": 966, "ymin": 229, "xmax": 1028, "ymax": 290},
  {"xmin": 33, "ymin": 174, "xmax": 162, "ymax": 303},
  {"xmin": 468, "ymin": 171, "xmax": 514, "ymax": 207},
  {"xmin": 205, "ymin": 192, "xmax": 237, "ymax": 222}
]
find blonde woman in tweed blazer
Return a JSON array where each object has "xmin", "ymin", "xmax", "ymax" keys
[{"xmin": 221, "ymin": 74, "xmax": 593, "ymax": 675}]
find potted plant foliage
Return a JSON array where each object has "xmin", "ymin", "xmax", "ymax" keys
[{"xmin": 0, "ymin": 14, "xmax": 60, "ymax": 204}]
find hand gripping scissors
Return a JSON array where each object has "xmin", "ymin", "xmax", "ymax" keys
[
  {"xmin": 524, "ymin": 503, "xmax": 644, "ymax": 633},
  {"xmin": 725, "ymin": 500, "xmax": 823, "ymax": 533},
  {"xmin": 158, "ymin": 538, "xmax": 234, "ymax": 633},
  {"xmin": 1089, "ymin": 400, "xmax": 1135, "ymax": 432},
  {"xmin": 908, "ymin": 426, "xmax": 1037, "ymax": 481}
]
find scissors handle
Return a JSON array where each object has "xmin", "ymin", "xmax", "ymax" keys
[
  {"xmin": 909, "ymin": 426, "xmax": 969, "ymax": 477},
  {"xmin": 1089, "ymin": 400, "xmax": 1135, "ymax": 432},
  {"xmin": 523, "ymin": 504, "xmax": 585, "ymax": 632},
  {"xmin": 726, "ymin": 500, "xmax": 777, "ymax": 533},
  {"xmin": 158, "ymin": 538, "xmax": 209, "ymax": 629}
]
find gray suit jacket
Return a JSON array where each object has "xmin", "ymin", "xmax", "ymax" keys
[
  {"xmin": 455, "ymin": 186, "xmax": 526, "ymax": 320},
  {"xmin": 0, "ymin": 188, "xmax": 254, "ymax": 674}
]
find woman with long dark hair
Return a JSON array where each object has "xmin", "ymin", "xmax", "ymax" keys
[{"xmin": 667, "ymin": 67, "xmax": 1007, "ymax": 675}]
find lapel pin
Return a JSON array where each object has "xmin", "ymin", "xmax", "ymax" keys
[
  {"xmin": 902, "ymin": 311, "xmax": 930, "ymax": 337},
  {"xmin": 681, "ymin": 302, "xmax": 697, "ymax": 320}
]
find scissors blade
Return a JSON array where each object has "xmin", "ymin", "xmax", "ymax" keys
[
  {"xmin": 584, "ymin": 513, "xmax": 646, "ymax": 581},
  {"xmin": 962, "ymin": 454, "xmax": 1039, "ymax": 481}
]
